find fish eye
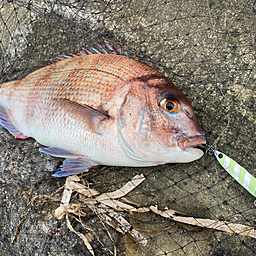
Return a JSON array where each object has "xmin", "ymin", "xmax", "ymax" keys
[{"xmin": 160, "ymin": 98, "xmax": 180, "ymax": 113}]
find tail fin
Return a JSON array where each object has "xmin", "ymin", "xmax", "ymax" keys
[
  {"xmin": 0, "ymin": 85, "xmax": 29, "ymax": 140},
  {"xmin": 0, "ymin": 106, "xmax": 29, "ymax": 139}
]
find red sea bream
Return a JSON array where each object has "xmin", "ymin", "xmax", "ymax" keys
[{"xmin": 0, "ymin": 42, "xmax": 206, "ymax": 177}]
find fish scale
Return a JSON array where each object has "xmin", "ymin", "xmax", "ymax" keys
[
  {"xmin": 18, "ymin": 55, "xmax": 151, "ymax": 106},
  {"xmin": 0, "ymin": 42, "xmax": 206, "ymax": 177}
]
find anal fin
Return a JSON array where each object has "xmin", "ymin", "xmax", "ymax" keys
[
  {"xmin": 53, "ymin": 159, "xmax": 98, "ymax": 177},
  {"xmin": 0, "ymin": 106, "xmax": 29, "ymax": 140}
]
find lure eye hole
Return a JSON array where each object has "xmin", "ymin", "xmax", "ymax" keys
[
  {"xmin": 218, "ymin": 153, "xmax": 223, "ymax": 159},
  {"xmin": 160, "ymin": 98, "xmax": 179, "ymax": 113}
]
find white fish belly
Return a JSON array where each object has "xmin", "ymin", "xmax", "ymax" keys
[
  {"xmin": 6, "ymin": 98, "xmax": 188, "ymax": 167},
  {"xmin": 8, "ymin": 101, "xmax": 138, "ymax": 166}
]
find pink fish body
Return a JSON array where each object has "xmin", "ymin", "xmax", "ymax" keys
[{"xmin": 0, "ymin": 42, "xmax": 206, "ymax": 177}]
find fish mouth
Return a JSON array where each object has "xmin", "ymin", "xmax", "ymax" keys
[{"xmin": 177, "ymin": 135, "xmax": 206, "ymax": 152}]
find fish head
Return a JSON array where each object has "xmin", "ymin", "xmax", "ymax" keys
[{"xmin": 118, "ymin": 75, "xmax": 206, "ymax": 164}]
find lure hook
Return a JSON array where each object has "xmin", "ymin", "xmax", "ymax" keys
[{"xmin": 204, "ymin": 144, "xmax": 215, "ymax": 155}]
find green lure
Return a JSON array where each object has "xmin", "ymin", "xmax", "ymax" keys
[{"xmin": 214, "ymin": 150, "xmax": 256, "ymax": 197}]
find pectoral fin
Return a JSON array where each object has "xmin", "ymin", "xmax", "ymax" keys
[
  {"xmin": 55, "ymin": 99, "xmax": 109, "ymax": 134},
  {"xmin": 53, "ymin": 159, "xmax": 98, "ymax": 177}
]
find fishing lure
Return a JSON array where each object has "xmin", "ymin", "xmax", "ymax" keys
[{"xmin": 214, "ymin": 150, "xmax": 256, "ymax": 197}]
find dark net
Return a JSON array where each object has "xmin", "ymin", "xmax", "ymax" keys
[{"xmin": 0, "ymin": 0, "xmax": 255, "ymax": 255}]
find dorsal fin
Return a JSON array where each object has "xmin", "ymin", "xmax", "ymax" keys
[{"xmin": 19, "ymin": 40, "xmax": 128, "ymax": 79}]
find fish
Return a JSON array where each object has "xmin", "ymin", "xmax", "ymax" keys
[{"xmin": 0, "ymin": 41, "xmax": 206, "ymax": 177}]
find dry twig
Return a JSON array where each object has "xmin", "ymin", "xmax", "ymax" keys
[{"xmin": 53, "ymin": 173, "xmax": 256, "ymax": 254}]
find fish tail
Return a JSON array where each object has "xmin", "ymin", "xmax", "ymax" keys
[
  {"xmin": 0, "ymin": 81, "xmax": 29, "ymax": 140},
  {"xmin": 0, "ymin": 81, "xmax": 13, "ymax": 109}
]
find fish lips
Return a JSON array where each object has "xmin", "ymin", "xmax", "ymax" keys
[{"xmin": 178, "ymin": 134, "xmax": 206, "ymax": 154}]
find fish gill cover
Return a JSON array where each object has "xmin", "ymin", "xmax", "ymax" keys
[{"xmin": 0, "ymin": 0, "xmax": 255, "ymax": 255}]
